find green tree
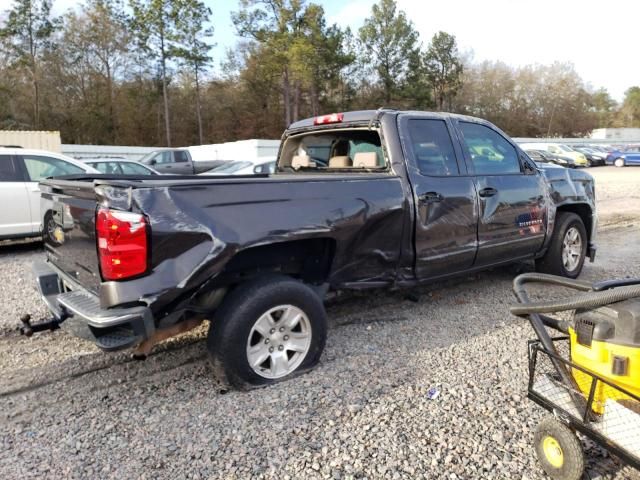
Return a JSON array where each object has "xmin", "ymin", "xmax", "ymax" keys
[
  {"xmin": 130, "ymin": 0, "xmax": 184, "ymax": 146},
  {"xmin": 424, "ymin": 31, "xmax": 463, "ymax": 111},
  {"xmin": 591, "ymin": 87, "xmax": 616, "ymax": 128},
  {"xmin": 0, "ymin": 0, "xmax": 58, "ymax": 128},
  {"xmin": 358, "ymin": 0, "xmax": 420, "ymax": 104},
  {"xmin": 618, "ymin": 86, "xmax": 640, "ymax": 127},
  {"xmin": 173, "ymin": 0, "xmax": 213, "ymax": 144}
]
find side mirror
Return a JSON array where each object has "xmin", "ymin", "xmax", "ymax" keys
[{"xmin": 149, "ymin": 159, "xmax": 156, "ymax": 166}]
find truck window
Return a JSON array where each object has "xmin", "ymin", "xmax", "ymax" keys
[
  {"xmin": 280, "ymin": 129, "xmax": 385, "ymax": 171},
  {"xmin": 459, "ymin": 122, "xmax": 521, "ymax": 175},
  {"xmin": 155, "ymin": 151, "xmax": 172, "ymax": 164},
  {"xmin": 406, "ymin": 119, "xmax": 459, "ymax": 176},
  {"xmin": 174, "ymin": 151, "xmax": 189, "ymax": 163}
]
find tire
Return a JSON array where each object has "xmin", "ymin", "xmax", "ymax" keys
[
  {"xmin": 614, "ymin": 157, "xmax": 625, "ymax": 168},
  {"xmin": 534, "ymin": 417, "xmax": 584, "ymax": 480},
  {"xmin": 536, "ymin": 212, "xmax": 587, "ymax": 278},
  {"xmin": 207, "ymin": 275, "xmax": 327, "ymax": 390},
  {"xmin": 43, "ymin": 211, "xmax": 58, "ymax": 244}
]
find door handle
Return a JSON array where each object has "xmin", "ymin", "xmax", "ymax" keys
[
  {"xmin": 479, "ymin": 187, "xmax": 498, "ymax": 198},
  {"xmin": 419, "ymin": 192, "xmax": 443, "ymax": 203}
]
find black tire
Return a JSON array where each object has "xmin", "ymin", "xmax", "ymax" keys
[
  {"xmin": 43, "ymin": 211, "xmax": 58, "ymax": 244},
  {"xmin": 536, "ymin": 212, "xmax": 587, "ymax": 278},
  {"xmin": 534, "ymin": 417, "xmax": 584, "ymax": 480},
  {"xmin": 207, "ymin": 275, "xmax": 327, "ymax": 390}
]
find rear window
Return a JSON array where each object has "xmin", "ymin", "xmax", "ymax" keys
[{"xmin": 280, "ymin": 129, "xmax": 385, "ymax": 171}]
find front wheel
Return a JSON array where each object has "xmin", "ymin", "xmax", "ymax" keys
[
  {"xmin": 534, "ymin": 417, "xmax": 584, "ymax": 480},
  {"xmin": 614, "ymin": 157, "xmax": 625, "ymax": 167},
  {"xmin": 207, "ymin": 275, "xmax": 327, "ymax": 389},
  {"xmin": 536, "ymin": 212, "xmax": 587, "ymax": 278}
]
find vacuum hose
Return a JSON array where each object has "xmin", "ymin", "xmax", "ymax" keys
[{"xmin": 511, "ymin": 273, "xmax": 640, "ymax": 316}]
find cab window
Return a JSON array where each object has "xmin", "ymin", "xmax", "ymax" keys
[
  {"xmin": 406, "ymin": 119, "xmax": 459, "ymax": 176},
  {"xmin": 22, "ymin": 155, "xmax": 84, "ymax": 181},
  {"xmin": 280, "ymin": 129, "xmax": 385, "ymax": 171},
  {"xmin": 459, "ymin": 122, "xmax": 521, "ymax": 175}
]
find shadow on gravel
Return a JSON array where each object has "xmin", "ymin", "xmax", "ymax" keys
[{"xmin": 0, "ymin": 238, "xmax": 43, "ymax": 254}]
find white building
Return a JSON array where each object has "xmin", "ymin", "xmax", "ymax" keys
[{"xmin": 590, "ymin": 128, "xmax": 640, "ymax": 141}]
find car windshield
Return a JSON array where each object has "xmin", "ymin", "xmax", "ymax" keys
[
  {"xmin": 558, "ymin": 145, "xmax": 573, "ymax": 152},
  {"xmin": 120, "ymin": 162, "xmax": 154, "ymax": 175},
  {"xmin": 213, "ymin": 161, "xmax": 253, "ymax": 173}
]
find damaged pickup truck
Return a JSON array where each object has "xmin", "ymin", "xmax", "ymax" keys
[{"xmin": 31, "ymin": 110, "xmax": 596, "ymax": 388}]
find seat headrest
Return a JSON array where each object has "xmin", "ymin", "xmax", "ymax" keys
[
  {"xmin": 291, "ymin": 155, "xmax": 311, "ymax": 169},
  {"xmin": 328, "ymin": 156, "xmax": 351, "ymax": 168},
  {"xmin": 353, "ymin": 152, "xmax": 379, "ymax": 168}
]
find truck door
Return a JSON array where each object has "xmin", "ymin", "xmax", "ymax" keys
[
  {"xmin": 172, "ymin": 150, "xmax": 193, "ymax": 174},
  {"xmin": 400, "ymin": 115, "xmax": 479, "ymax": 279},
  {"xmin": 455, "ymin": 120, "xmax": 548, "ymax": 266},
  {"xmin": 147, "ymin": 151, "xmax": 173, "ymax": 173}
]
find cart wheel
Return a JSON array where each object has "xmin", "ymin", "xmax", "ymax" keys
[{"xmin": 534, "ymin": 417, "xmax": 585, "ymax": 480}]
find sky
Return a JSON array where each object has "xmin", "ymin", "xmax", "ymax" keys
[{"xmin": 51, "ymin": 0, "xmax": 640, "ymax": 102}]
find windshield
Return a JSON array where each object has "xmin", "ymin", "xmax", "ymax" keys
[
  {"xmin": 280, "ymin": 129, "xmax": 385, "ymax": 171},
  {"xmin": 213, "ymin": 161, "xmax": 253, "ymax": 173},
  {"xmin": 558, "ymin": 145, "xmax": 573, "ymax": 152}
]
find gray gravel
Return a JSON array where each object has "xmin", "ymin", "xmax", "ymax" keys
[{"xmin": 1, "ymin": 168, "xmax": 640, "ymax": 479}]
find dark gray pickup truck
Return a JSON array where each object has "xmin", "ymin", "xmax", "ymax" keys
[
  {"xmin": 32, "ymin": 110, "xmax": 596, "ymax": 388},
  {"xmin": 139, "ymin": 148, "xmax": 224, "ymax": 174}
]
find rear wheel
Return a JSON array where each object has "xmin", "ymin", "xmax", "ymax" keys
[
  {"xmin": 534, "ymin": 417, "xmax": 584, "ymax": 480},
  {"xmin": 614, "ymin": 157, "xmax": 625, "ymax": 167},
  {"xmin": 536, "ymin": 212, "xmax": 587, "ymax": 278},
  {"xmin": 207, "ymin": 275, "xmax": 327, "ymax": 389}
]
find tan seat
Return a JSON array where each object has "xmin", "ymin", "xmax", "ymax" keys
[
  {"xmin": 291, "ymin": 155, "xmax": 312, "ymax": 169},
  {"xmin": 353, "ymin": 152, "xmax": 379, "ymax": 168},
  {"xmin": 328, "ymin": 156, "xmax": 351, "ymax": 168}
]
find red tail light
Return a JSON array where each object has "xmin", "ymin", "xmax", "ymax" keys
[
  {"xmin": 314, "ymin": 113, "xmax": 343, "ymax": 125},
  {"xmin": 96, "ymin": 208, "xmax": 148, "ymax": 281}
]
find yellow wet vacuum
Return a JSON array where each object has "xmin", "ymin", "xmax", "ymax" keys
[{"xmin": 511, "ymin": 273, "xmax": 640, "ymax": 480}]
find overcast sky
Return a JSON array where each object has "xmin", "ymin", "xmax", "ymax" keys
[{"xmin": 50, "ymin": 0, "xmax": 639, "ymax": 101}]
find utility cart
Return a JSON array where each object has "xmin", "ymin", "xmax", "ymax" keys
[{"xmin": 512, "ymin": 273, "xmax": 640, "ymax": 480}]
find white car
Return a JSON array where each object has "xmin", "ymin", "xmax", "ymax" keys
[
  {"xmin": 200, "ymin": 157, "xmax": 277, "ymax": 176},
  {"xmin": 0, "ymin": 148, "xmax": 99, "ymax": 240},
  {"xmin": 83, "ymin": 158, "xmax": 161, "ymax": 175}
]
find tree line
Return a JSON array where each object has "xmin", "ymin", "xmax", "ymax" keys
[{"xmin": 0, "ymin": 0, "xmax": 639, "ymax": 147}]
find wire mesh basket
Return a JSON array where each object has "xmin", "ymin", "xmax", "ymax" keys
[{"xmin": 528, "ymin": 337, "xmax": 640, "ymax": 467}]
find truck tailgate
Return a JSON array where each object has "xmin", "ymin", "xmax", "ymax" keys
[{"xmin": 41, "ymin": 180, "xmax": 102, "ymax": 294}]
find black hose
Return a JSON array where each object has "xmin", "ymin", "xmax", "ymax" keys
[{"xmin": 511, "ymin": 284, "xmax": 640, "ymax": 316}]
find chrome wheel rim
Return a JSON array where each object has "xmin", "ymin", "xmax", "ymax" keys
[
  {"xmin": 246, "ymin": 305, "xmax": 312, "ymax": 379},
  {"xmin": 614, "ymin": 158, "xmax": 624, "ymax": 167},
  {"xmin": 562, "ymin": 227, "xmax": 582, "ymax": 272}
]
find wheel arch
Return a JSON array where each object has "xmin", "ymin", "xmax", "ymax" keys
[
  {"xmin": 556, "ymin": 203, "xmax": 593, "ymax": 251},
  {"xmin": 216, "ymin": 237, "xmax": 337, "ymax": 287}
]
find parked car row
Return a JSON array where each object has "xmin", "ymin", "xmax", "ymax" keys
[{"xmin": 518, "ymin": 141, "xmax": 640, "ymax": 168}]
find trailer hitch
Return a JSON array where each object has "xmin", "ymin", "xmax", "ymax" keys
[{"xmin": 19, "ymin": 313, "xmax": 67, "ymax": 337}]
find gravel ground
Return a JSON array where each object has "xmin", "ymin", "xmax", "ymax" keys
[{"xmin": 0, "ymin": 167, "xmax": 639, "ymax": 479}]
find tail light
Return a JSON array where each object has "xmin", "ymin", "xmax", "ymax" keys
[{"xmin": 96, "ymin": 208, "xmax": 148, "ymax": 281}]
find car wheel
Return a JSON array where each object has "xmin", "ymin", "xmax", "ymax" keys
[
  {"xmin": 43, "ymin": 211, "xmax": 58, "ymax": 244},
  {"xmin": 534, "ymin": 417, "xmax": 584, "ymax": 480},
  {"xmin": 535, "ymin": 212, "xmax": 587, "ymax": 278},
  {"xmin": 207, "ymin": 275, "xmax": 327, "ymax": 389},
  {"xmin": 614, "ymin": 157, "xmax": 625, "ymax": 167}
]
